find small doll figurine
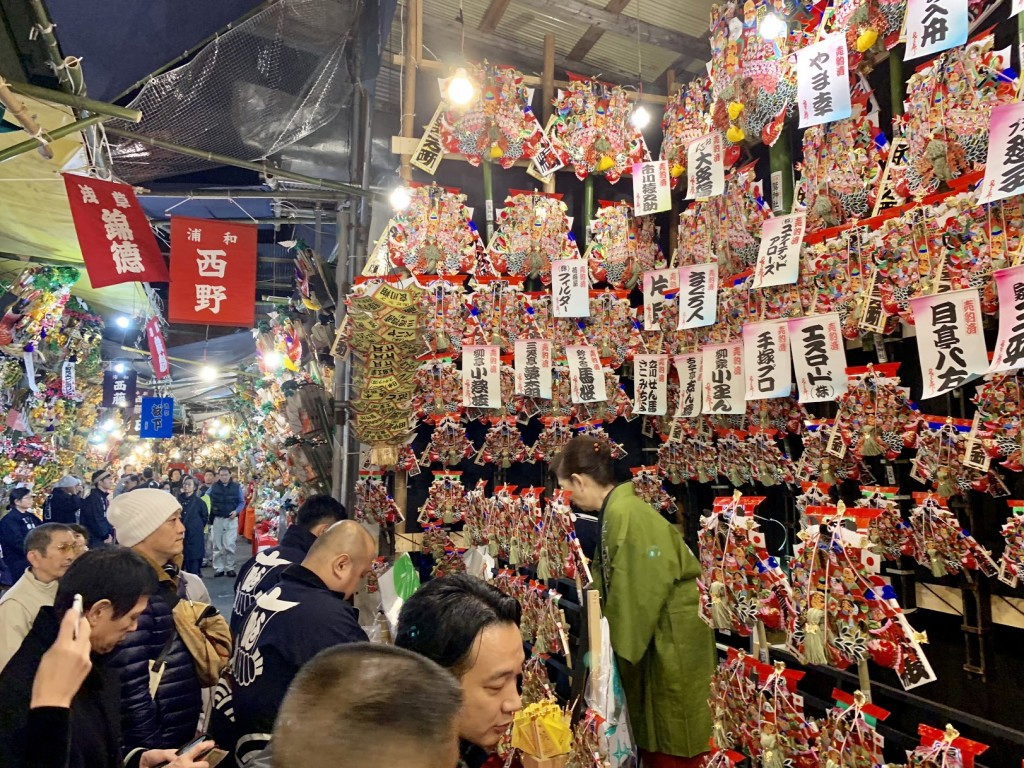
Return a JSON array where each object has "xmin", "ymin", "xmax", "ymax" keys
[{"xmin": 802, "ymin": 591, "xmax": 830, "ymax": 665}]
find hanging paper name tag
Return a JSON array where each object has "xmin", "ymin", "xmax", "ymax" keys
[
  {"xmin": 904, "ymin": 0, "xmax": 968, "ymax": 60},
  {"xmin": 461, "ymin": 345, "xmax": 502, "ymax": 409},
  {"xmin": 701, "ymin": 341, "xmax": 745, "ymax": 414},
  {"xmin": 529, "ymin": 116, "xmax": 566, "ymax": 181},
  {"xmin": 642, "ymin": 267, "xmax": 680, "ymax": 330},
  {"xmin": 752, "ymin": 213, "xmax": 805, "ymax": 288},
  {"xmin": 796, "ymin": 35, "xmax": 852, "ymax": 128},
  {"xmin": 978, "ymin": 102, "xmax": 1024, "ymax": 204},
  {"xmin": 411, "ymin": 102, "xmax": 446, "ymax": 175},
  {"xmin": 61, "ymin": 361, "xmax": 77, "ymax": 398},
  {"xmin": 677, "ymin": 263, "xmax": 718, "ymax": 329},
  {"xmin": 565, "ymin": 345, "xmax": 607, "ymax": 403},
  {"xmin": 787, "ymin": 313, "xmax": 849, "ymax": 403},
  {"xmin": 633, "ymin": 354, "xmax": 669, "ymax": 415},
  {"xmin": 550, "ymin": 259, "xmax": 590, "ymax": 317},
  {"xmin": 742, "ymin": 320, "xmax": 791, "ymax": 400},
  {"xmin": 514, "ymin": 339, "xmax": 553, "ymax": 399},
  {"xmin": 987, "ymin": 265, "xmax": 1024, "ymax": 373},
  {"xmin": 673, "ymin": 354, "xmax": 703, "ymax": 417},
  {"xmin": 24, "ymin": 349, "xmax": 37, "ymax": 392},
  {"xmin": 686, "ymin": 133, "xmax": 725, "ymax": 200},
  {"xmin": 909, "ymin": 289, "xmax": 989, "ymax": 398},
  {"xmin": 632, "ymin": 160, "xmax": 672, "ymax": 215}
]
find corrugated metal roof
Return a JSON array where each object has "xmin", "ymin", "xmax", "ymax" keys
[
  {"xmin": 583, "ymin": 30, "xmax": 683, "ymax": 82},
  {"xmin": 608, "ymin": 0, "xmax": 715, "ymax": 39}
]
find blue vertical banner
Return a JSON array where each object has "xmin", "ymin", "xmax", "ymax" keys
[{"xmin": 140, "ymin": 397, "xmax": 174, "ymax": 438}]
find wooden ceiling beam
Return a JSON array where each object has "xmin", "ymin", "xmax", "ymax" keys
[
  {"xmin": 567, "ymin": 0, "xmax": 631, "ymax": 62},
  {"xmin": 513, "ymin": 0, "xmax": 707, "ymax": 60},
  {"xmin": 478, "ymin": 0, "xmax": 514, "ymax": 33}
]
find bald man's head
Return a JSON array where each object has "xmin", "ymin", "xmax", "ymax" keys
[
  {"xmin": 273, "ymin": 643, "xmax": 462, "ymax": 768},
  {"xmin": 303, "ymin": 520, "xmax": 376, "ymax": 598}
]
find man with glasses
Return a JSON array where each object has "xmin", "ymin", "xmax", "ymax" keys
[{"xmin": 0, "ymin": 523, "xmax": 76, "ymax": 672}]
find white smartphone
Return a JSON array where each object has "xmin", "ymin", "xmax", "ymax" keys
[{"xmin": 71, "ymin": 593, "xmax": 83, "ymax": 640}]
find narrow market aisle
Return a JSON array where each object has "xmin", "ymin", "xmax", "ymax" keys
[{"xmin": 202, "ymin": 545, "xmax": 251, "ymax": 619}]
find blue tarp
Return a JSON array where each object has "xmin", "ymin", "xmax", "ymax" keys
[{"xmin": 45, "ymin": 0, "xmax": 265, "ymax": 101}]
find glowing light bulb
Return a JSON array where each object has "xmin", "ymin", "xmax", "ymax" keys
[
  {"xmin": 115, "ymin": 316, "xmax": 131, "ymax": 329},
  {"xmin": 102, "ymin": 419, "xmax": 117, "ymax": 432},
  {"xmin": 759, "ymin": 12, "xmax": 786, "ymax": 40},
  {"xmin": 113, "ymin": 362, "xmax": 126, "ymax": 374},
  {"xmin": 199, "ymin": 365, "xmax": 218, "ymax": 382},
  {"xmin": 630, "ymin": 105, "xmax": 651, "ymax": 130},
  {"xmin": 447, "ymin": 68, "xmax": 475, "ymax": 106},
  {"xmin": 263, "ymin": 351, "xmax": 283, "ymax": 369},
  {"xmin": 389, "ymin": 185, "xmax": 412, "ymax": 211}
]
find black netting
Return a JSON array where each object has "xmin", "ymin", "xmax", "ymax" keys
[{"xmin": 107, "ymin": 0, "xmax": 363, "ymax": 182}]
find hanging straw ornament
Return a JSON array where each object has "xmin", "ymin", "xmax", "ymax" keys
[
  {"xmin": 438, "ymin": 62, "xmax": 546, "ymax": 169},
  {"xmin": 410, "ymin": 359, "xmax": 463, "ymax": 422},
  {"xmin": 836, "ymin": 365, "xmax": 921, "ymax": 462},
  {"xmin": 752, "ymin": 662, "xmax": 818, "ymax": 768},
  {"xmin": 551, "ymin": 76, "xmax": 649, "ymax": 183},
  {"xmin": 972, "ymin": 372, "xmax": 1024, "ymax": 471}
]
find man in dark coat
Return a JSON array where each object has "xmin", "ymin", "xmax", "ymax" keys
[
  {"xmin": 208, "ymin": 520, "xmax": 375, "ymax": 766},
  {"xmin": 79, "ymin": 470, "xmax": 114, "ymax": 548},
  {"xmin": 104, "ymin": 489, "xmax": 206, "ymax": 750},
  {"xmin": 177, "ymin": 477, "xmax": 209, "ymax": 575},
  {"xmin": 230, "ymin": 494, "xmax": 346, "ymax": 634},
  {"xmin": 45, "ymin": 476, "xmax": 83, "ymax": 525},
  {"xmin": 0, "ymin": 547, "xmax": 166, "ymax": 768},
  {"xmin": 208, "ymin": 467, "xmax": 244, "ymax": 578},
  {"xmin": 0, "ymin": 488, "xmax": 39, "ymax": 581}
]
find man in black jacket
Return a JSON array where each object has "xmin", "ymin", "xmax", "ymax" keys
[
  {"xmin": 0, "ymin": 547, "xmax": 169, "ymax": 768},
  {"xmin": 104, "ymin": 489, "xmax": 206, "ymax": 750},
  {"xmin": 230, "ymin": 494, "xmax": 346, "ymax": 634},
  {"xmin": 208, "ymin": 467, "xmax": 244, "ymax": 578},
  {"xmin": 45, "ymin": 476, "xmax": 83, "ymax": 525},
  {"xmin": 209, "ymin": 519, "xmax": 375, "ymax": 766},
  {"xmin": 79, "ymin": 470, "xmax": 114, "ymax": 548}
]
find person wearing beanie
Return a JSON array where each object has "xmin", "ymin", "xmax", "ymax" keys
[
  {"xmin": 80, "ymin": 470, "xmax": 115, "ymax": 548},
  {"xmin": 0, "ymin": 489, "xmax": 41, "ymax": 582},
  {"xmin": 103, "ymin": 489, "xmax": 206, "ymax": 750},
  {"xmin": 45, "ymin": 476, "xmax": 83, "ymax": 526}
]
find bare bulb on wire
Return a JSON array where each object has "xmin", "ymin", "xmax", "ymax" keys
[
  {"xmin": 759, "ymin": 12, "xmax": 786, "ymax": 40},
  {"xmin": 389, "ymin": 185, "xmax": 412, "ymax": 211},
  {"xmin": 447, "ymin": 68, "xmax": 475, "ymax": 106},
  {"xmin": 630, "ymin": 105, "xmax": 651, "ymax": 130}
]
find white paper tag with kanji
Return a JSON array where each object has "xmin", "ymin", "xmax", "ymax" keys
[
  {"xmin": 752, "ymin": 213, "xmax": 805, "ymax": 288},
  {"xmin": 642, "ymin": 268, "xmax": 680, "ymax": 330},
  {"xmin": 742, "ymin": 320, "xmax": 791, "ymax": 400},
  {"xmin": 701, "ymin": 341, "xmax": 745, "ymax": 414},
  {"xmin": 633, "ymin": 160, "xmax": 672, "ymax": 215},
  {"xmin": 909, "ymin": 288, "xmax": 989, "ymax": 399},
  {"xmin": 796, "ymin": 35, "xmax": 852, "ymax": 128},
  {"xmin": 673, "ymin": 354, "xmax": 703, "ymax": 418},
  {"xmin": 979, "ymin": 102, "xmax": 1024, "ymax": 205},
  {"xmin": 633, "ymin": 354, "xmax": 669, "ymax": 415},
  {"xmin": 514, "ymin": 339, "xmax": 553, "ymax": 399},
  {"xmin": 677, "ymin": 263, "xmax": 718, "ymax": 329},
  {"xmin": 461, "ymin": 345, "xmax": 502, "ymax": 409},
  {"xmin": 550, "ymin": 259, "xmax": 590, "ymax": 318},
  {"xmin": 904, "ymin": 0, "xmax": 968, "ymax": 61},
  {"xmin": 787, "ymin": 313, "xmax": 849, "ymax": 403},
  {"xmin": 988, "ymin": 264, "xmax": 1024, "ymax": 372},
  {"xmin": 686, "ymin": 133, "xmax": 725, "ymax": 200},
  {"xmin": 565, "ymin": 345, "xmax": 607, "ymax": 403}
]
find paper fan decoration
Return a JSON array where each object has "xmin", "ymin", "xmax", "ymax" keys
[
  {"xmin": 551, "ymin": 76, "xmax": 649, "ymax": 183},
  {"xmin": 660, "ymin": 76, "xmax": 713, "ymax": 186},
  {"xmin": 438, "ymin": 62, "xmax": 545, "ymax": 168},
  {"xmin": 588, "ymin": 201, "xmax": 665, "ymax": 290},
  {"xmin": 486, "ymin": 192, "xmax": 580, "ymax": 283}
]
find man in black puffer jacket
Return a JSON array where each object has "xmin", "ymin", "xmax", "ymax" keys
[{"xmin": 104, "ymin": 490, "xmax": 204, "ymax": 750}]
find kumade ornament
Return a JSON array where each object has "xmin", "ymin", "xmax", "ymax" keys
[
  {"xmin": 835, "ymin": 365, "xmax": 921, "ymax": 461},
  {"xmin": 816, "ymin": 689, "xmax": 889, "ymax": 768},
  {"xmin": 792, "ymin": 504, "xmax": 935, "ymax": 689},
  {"xmin": 856, "ymin": 486, "xmax": 911, "ymax": 561},
  {"xmin": 551, "ymin": 76, "xmax": 649, "ymax": 183},
  {"xmin": 419, "ymin": 414, "xmax": 474, "ymax": 467},
  {"xmin": 411, "ymin": 360, "xmax": 463, "ymax": 422},
  {"xmin": 587, "ymin": 201, "xmax": 665, "ymax": 290},
  {"xmin": 660, "ymin": 76, "xmax": 713, "ymax": 185},
  {"xmin": 476, "ymin": 417, "xmax": 530, "ymax": 469},
  {"xmin": 530, "ymin": 416, "xmax": 574, "ymax": 463},
  {"xmin": 487, "ymin": 192, "xmax": 580, "ymax": 283},
  {"xmin": 418, "ymin": 471, "xmax": 469, "ymax": 526},
  {"xmin": 384, "ymin": 185, "xmax": 486, "ymax": 276},
  {"xmin": 998, "ymin": 500, "xmax": 1024, "ymax": 586},
  {"xmin": 910, "ymin": 417, "xmax": 1009, "ymax": 498},
  {"xmin": 416, "ymin": 276, "xmax": 468, "ymax": 357},
  {"xmin": 907, "ymin": 493, "xmax": 998, "ymax": 578},
  {"xmin": 353, "ymin": 470, "xmax": 402, "ymax": 525},
  {"xmin": 709, "ymin": 649, "xmax": 761, "ymax": 754},
  {"xmin": 630, "ymin": 465, "xmax": 675, "ymax": 514},
  {"xmin": 972, "ymin": 372, "xmax": 1024, "ymax": 471},
  {"xmin": 438, "ymin": 62, "xmax": 545, "ymax": 169},
  {"xmin": 906, "ymin": 724, "xmax": 989, "ymax": 768},
  {"xmin": 751, "ymin": 661, "xmax": 818, "ymax": 768}
]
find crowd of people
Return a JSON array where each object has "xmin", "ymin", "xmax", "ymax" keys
[{"xmin": 0, "ymin": 434, "xmax": 715, "ymax": 768}]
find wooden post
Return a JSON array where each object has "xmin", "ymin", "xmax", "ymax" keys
[
  {"xmin": 482, "ymin": 158, "xmax": 495, "ymax": 241},
  {"xmin": 400, "ymin": 0, "xmax": 422, "ymax": 181},
  {"xmin": 890, "ymin": 44, "xmax": 905, "ymax": 117},
  {"xmin": 582, "ymin": 175, "xmax": 594, "ymax": 247},
  {"xmin": 666, "ymin": 69, "xmax": 679, "ymax": 262},
  {"xmin": 857, "ymin": 658, "xmax": 872, "ymax": 701},
  {"xmin": 768, "ymin": 128, "xmax": 794, "ymax": 215},
  {"xmin": 542, "ymin": 33, "xmax": 557, "ymax": 195}
]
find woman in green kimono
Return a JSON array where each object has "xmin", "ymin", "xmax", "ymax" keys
[{"xmin": 553, "ymin": 436, "xmax": 716, "ymax": 767}]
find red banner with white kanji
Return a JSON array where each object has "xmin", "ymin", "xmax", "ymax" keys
[
  {"xmin": 168, "ymin": 217, "xmax": 257, "ymax": 327},
  {"xmin": 145, "ymin": 317, "xmax": 171, "ymax": 380},
  {"xmin": 62, "ymin": 174, "xmax": 169, "ymax": 288}
]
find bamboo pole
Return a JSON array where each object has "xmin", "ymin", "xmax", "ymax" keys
[
  {"xmin": 138, "ymin": 188, "xmax": 349, "ymax": 201},
  {"xmin": 890, "ymin": 44, "xmax": 905, "ymax": 117},
  {"xmin": 582, "ymin": 176, "xmax": 594, "ymax": 247},
  {"xmin": 0, "ymin": 76, "xmax": 53, "ymax": 160},
  {"xmin": 542, "ymin": 33, "xmax": 556, "ymax": 195},
  {"xmin": 104, "ymin": 127, "xmax": 373, "ymax": 197},
  {"xmin": 3, "ymin": 80, "xmax": 142, "ymax": 122},
  {"xmin": 482, "ymin": 158, "xmax": 495, "ymax": 241},
  {"xmin": 768, "ymin": 128, "xmax": 794, "ymax": 214},
  {"xmin": 0, "ymin": 114, "xmax": 107, "ymax": 164},
  {"xmin": 401, "ymin": 0, "xmax": 423, "ymax": 182}
]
